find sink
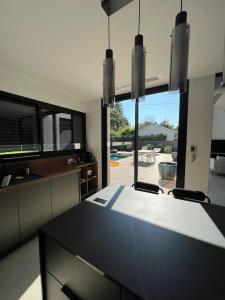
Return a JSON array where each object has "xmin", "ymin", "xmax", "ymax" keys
[{"xmin": 9, "ymin": 173, "xmax": 44, "ymax": 186}]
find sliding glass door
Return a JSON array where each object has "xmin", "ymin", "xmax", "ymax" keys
[
  {"xmin": 105, "ymin": 84, "xmax": 188, "ymax": 189},
  {"xmin": 109, "ymin": 100, "xmax": 135, "ymax": 186},
  {"xmin": 137, "ymin": 92, "xmax": 180, "ymax": 193}
]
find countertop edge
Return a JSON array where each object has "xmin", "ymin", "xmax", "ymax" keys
[{"xmin": 0, "ymin": 168, "xmax": 81, "ymax": 194}]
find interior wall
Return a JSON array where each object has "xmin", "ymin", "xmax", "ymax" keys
[
  {"xmin": 86, "ymin": 99, "xmax": 102, "ymax": 189},
  {"xmin": 212, "ymin": 111, "xmax": 225, "ymax": 140},
  {"xmin": 185, "ymin": 75, "xmax": 215, "ymax": 194},
  {"xmin": 0, "ymin": 66, "xmax": 86, "ymax": 113}
]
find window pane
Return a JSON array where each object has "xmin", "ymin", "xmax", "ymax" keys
[
  {"xmin": 138, "ymin": 92, "xmax": 180, "ymax": 193},
  {"xmin": 72, "ymin": 115, "xmax": 85, "ymax": 150},
  {"xmin": 0, "ymin": 99, "xmax": 40, "ymax": 156},
  {"xmin": 56, "ymin": 113, "xmax": 72, "ymax": 150},
  {"xmin": 42, "ymin": 113, "xmax": 54, "ymax": 152},
  {"xmin": 109, "ymin": 100, "xmax": 135, "ymax": 186}
]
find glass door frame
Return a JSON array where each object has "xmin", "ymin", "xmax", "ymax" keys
[{"xmin": 101, "ymin": 83, "xmax": 189, "ymax": 189}]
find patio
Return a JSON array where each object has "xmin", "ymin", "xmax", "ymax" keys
[{"xmin": 110, "ymin": 153, "xmax": 176, "ymax": 194}]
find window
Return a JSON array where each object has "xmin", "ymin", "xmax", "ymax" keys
[
  {"xmin": 0, "ymin": 98, "xmax": 40, "ymax": 156},
  {"xmin": 0, "ymin": 91, "xmax": 86, "ymax": 158}
]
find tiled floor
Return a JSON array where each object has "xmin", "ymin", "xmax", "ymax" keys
[
  {"xmin": 208, "ymin": 173, "xmax": 225, "ymax": 207},
  {"xmin": 110, "ymin": 153, "xmax": 176, "ymax": 194}
]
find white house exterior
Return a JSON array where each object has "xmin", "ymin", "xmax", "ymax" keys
[{"xmin": 138, "ymin": 124, "xmax": 176, "ymax": 141}]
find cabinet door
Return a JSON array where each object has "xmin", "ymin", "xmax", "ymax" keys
[
  {"xmin": 18, "ymin": 182, "xmax": 52, "ymax": 239},
  {"xmin": 51, "ymin": 172, "xmax": 80, "ymax": 218},
  {"xmin": 0, "ymin": 191, "xmax": 19, "ymax": 253}
]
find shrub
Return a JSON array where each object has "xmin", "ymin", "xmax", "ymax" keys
[
  {"xmin": 164, "ymin": 146, "xmax": 173, "ymax": 154},
  {"xmin": 146, "ymin": 144, "xmax": 155, "ymax": 150}
]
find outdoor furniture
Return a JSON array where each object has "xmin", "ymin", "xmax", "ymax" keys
[
  {"xmin": 132, "ymin": 181, "xmax": 164, "ymax": 194},
  {"xmin": 210, "ymin": 156, "xmax": 225, "ymax": 175},
  {"xmin": 158, "ymin": 162, "xmax": 177, "ymax": 180},
  {"xmin": 132, "ymin": 150, "xmax": 156, "ymax": 164},
  {"xmin": 171, "ymin": 151, "xmax": 177, "ymax": 162},
  {"xmin": 168, "ymin": 188, "xmax": 211, "ymax": 204},
  {"xmin": 154, "ymin": 148, "xmax": 161, "ymax": 153}
]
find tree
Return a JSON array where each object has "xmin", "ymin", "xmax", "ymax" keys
[
  {"xmin": 138, "ymin": 116, "xmax": 155, "ymax": 129},
  {"xmin": 159, "ymin": 119, "xmax": 174, "ymax": 129},
  {"xmin": 110, "ymin": 103, "xmax": 129, "ymax": 131}
]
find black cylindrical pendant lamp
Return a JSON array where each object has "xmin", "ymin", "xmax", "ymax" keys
[
  {"xmin": 169, "ymin": 10, "xmax": 190, "ymax": 94},
  {"xmin": 222, "ymin": 38, "xmax": 225, "ymax": 87},
  {"xmin": 103, "ymin": 48, "xmax": 115, "ymax": 107},
  {"xmin": 131, "ymin": 34, "xmax": 146, "ymax": 100}
]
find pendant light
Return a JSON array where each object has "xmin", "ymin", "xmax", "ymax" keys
[
  {"xmin": 169, "ymin": 0, "xmax": 190, "ymax": 94},
  {"xmin": 131, "ymin": 0, "xmax": 146, "ymax": 100},
  {"xmin": 222, "ymin": 35, "xmax": 225, "ymax": 87},
  {"xmin": 103, "ymin": 7, "xmax": 115, "ymax": 107}
]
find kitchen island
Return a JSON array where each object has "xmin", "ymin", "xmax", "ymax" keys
[{"xmin": 39, "ymin": 185, "xmax": 225, "ymax": 299}]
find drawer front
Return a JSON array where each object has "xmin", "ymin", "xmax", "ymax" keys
[
  {"xmin": 44, "ymin": 237, "xmax": 120, "ymax": 300},
  {"xmin": 46, "ymin": 272, "xmax": 68, "ymax": 300}
]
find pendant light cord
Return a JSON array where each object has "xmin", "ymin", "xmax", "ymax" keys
[
  {"xmin": 108, "ymin": 15, "xmax": 110, "ymax": 49},
  {"xmin": 138, "ymin": 0, "xmax": 141, "ymax": 34},
  {"xmin": 181, "ymin": 0, "xmax": 183, "ymax": 11}
]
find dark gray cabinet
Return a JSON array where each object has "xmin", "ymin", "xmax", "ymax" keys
[
  {"xmin": 0, "ymin": 171, "xmax": 80, "ymax": 255},
  {"xmin": 46, "ymin": 272, "xmax": 68, "ymax": 300},
  {"xmin": 18, "ymin": 182, "xmax": 52, "ymax": 239},
  {"xmin": 51, "ymin": 173, "xmax": 80, "ymax": 218},
  {"xmin": 0, "ymin": 191, "xmax": 20, "ymax": 253},
  {"xmin": 44, "ymin": 237, "xmax": 120, "ymax": 300}
]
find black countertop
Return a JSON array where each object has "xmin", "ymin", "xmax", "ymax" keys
[{"xmin": 40, "ymin": 195, "xmax": 225, "ymax": 299}]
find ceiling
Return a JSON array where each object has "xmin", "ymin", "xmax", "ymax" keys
[{"xmin": 0, "ymin": 0, "xmax": 225, "ymax": 102}]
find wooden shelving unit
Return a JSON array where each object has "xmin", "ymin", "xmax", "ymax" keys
[{"xmin": 79, "ymin": 162, "xmax": 98, "ymax": 201}]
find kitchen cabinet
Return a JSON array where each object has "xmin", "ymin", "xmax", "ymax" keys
[
  {"xmin": 51, "ymin": 173, "xmax": 80, "ymax": 218},
  {"xmin": 0, "ymin": 191, "xmax": 19, "ymax": 253},
  {"xmin": 18, "ymin": 182, "xmax": 52, "ymax": 239}
]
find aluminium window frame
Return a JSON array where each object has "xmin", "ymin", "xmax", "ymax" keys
[
  {"xmin": 101, "ymin": 83, "xmax": 189, "ymax": 188},
  {"xmin": 0, "ymin": 90, "xmax": 86, "ymax": 162}
]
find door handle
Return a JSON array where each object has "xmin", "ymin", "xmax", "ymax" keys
[{"xmin": 61, "ymin": 285, "xmax": 81, "ymax": 300}]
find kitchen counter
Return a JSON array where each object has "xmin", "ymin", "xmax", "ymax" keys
[
  {"xmin": 0, "ymin": 167, "xmax": 81, "ymax": 194},
  {"xmin": 39, "ymin": 185, "xmax": 225, "ymax": 300}
]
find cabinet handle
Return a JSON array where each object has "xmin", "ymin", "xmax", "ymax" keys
[{"xmin": 61, "ymin": 285, "xmax": 81, "ymax": 300}]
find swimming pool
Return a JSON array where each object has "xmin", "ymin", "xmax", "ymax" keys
[{"xmin": 110, "ymin": 155, "xmax": 128, "ymax": 161}]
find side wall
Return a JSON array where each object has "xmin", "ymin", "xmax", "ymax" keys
[
  {"xmin": 86, "ymin": 99, "xmax": 102, "ymax": 189},
  {"xmin": 185, "ymin": 75, "xmax": 215, "ymax": 194}
]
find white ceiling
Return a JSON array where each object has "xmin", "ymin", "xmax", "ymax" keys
[{"xmin": 0, "ymin": 0, "xmax": 225, "ymax": 102}]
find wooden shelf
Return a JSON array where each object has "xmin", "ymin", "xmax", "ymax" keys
[{"xmin": 79, "ymin": 162, "xmax": 98, "ymax": 201}]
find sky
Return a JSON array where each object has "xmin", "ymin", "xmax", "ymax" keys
[{"xmin": 119, "ymin": 91, "xmax": 180, "ymax": 128}]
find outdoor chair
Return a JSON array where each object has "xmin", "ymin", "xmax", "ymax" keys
[
  {"xmin": 168, "ymin": 188, "xmax": 211, "ymax": 204},
  {"xmin": 132, "ymin": 181, "xmax": 164, "ymax": 194}
]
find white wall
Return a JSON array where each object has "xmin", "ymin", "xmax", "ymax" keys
[
  {"xmin": 212, "ymin": 111, "xmax": 225, "ymax": 140},
  {"xmin": 0, "ymin": 66, "xmax": 86, "ymax": 112},
  {"xmin": 138, "ymin": 124, "xmax": 175, "ymax": 141},
  {"xmin": 86, "ymin": 99, "xmax": 102, "ymax": 190},
  {"xmin": 185, "ymin": 75, "xmax": 215, "ymax": 194}
]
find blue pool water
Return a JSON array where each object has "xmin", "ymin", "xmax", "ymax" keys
[{"xmin": 110, "ymin": 155, "xmax": 128, "ymax": 161}]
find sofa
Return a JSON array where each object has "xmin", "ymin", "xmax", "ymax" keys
[{"xmin": 210, "ymin": 156, "xmax": 225, "ymax": 175}]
